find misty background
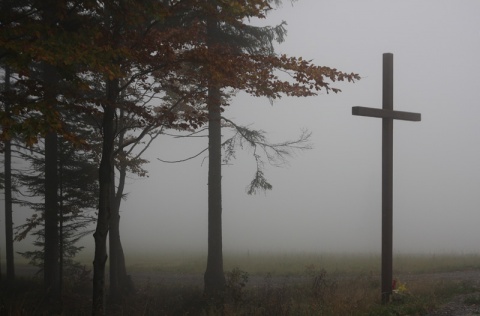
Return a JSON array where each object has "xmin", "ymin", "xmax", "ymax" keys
[{"xmin": 3, "ymin": 0, "xmax": 480, "ymax": 259}]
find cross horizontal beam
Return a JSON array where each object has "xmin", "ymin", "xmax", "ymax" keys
[{"xmin": 352, "ymin": 106, "xmax": 421, "ymax": 122}]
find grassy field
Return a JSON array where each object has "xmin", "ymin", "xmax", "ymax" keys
[
  {"xmin": 122, "ymin": 251, "xmax": 480, "ymax": 275},
  {"xmin": 2, "ymin": 252, "xmax": 480, "ymax": 315}
]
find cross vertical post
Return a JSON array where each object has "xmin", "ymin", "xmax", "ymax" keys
[
  {"xmin": 352, "ymin": 53, "xmax": 421, "ymax": 304},
  {"xmin": 382, "ymin": 53, "xmax": 394, "ymax": 304}
]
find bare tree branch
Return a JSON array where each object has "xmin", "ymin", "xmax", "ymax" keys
[
  {"xmin": 221, "ymin": 116, "xmax": 312, "ymax": 194},
  {"xmin": 157, "ymin": 146, "xmax": 209, "ymax": 163}
]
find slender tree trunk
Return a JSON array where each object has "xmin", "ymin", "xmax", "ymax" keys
[
  {"xmin": 43, "ymin": 60, "xmax": 60, "ymax": 298},
  {"xmin": 44, "ymin": 131, "xmax": 59, "ymax": 294},
  {"xmin": 58, "ymin": 147, "xmax": 64, "ymax": 292},
  {"xmin": 108, "ymin": 168, "xmax": 119, "ymax": 301},
  {"xmin": 109, "ymin": 156, "xmax": 133, "ymax": 302},
  {"xmin": 204, "ymin": 6, "xmax": 226, "ymax": 297},
  {"xmin": 204, "ymin": 84, "xmax": 226, "ymax": 296},
  {"xmin": 92, "ymin": 79, "xmax": 117, "ymax": 315},
  {"xmin": 3, "ymin": 65, "xmax": 15, "ymax": 284},
  {"xmin": 42, "ymin": 1, "xmax": 63, "ymax": 298},
  {"xmin": 115, "ymin": 163, "xmax": 130, "ymax": 291},
  {"xmin": 3, "ymin": 142, "xmax": 12, "ymax": 283},
  {"xmin": 109, "ymin": 204, "xmax": 130, "ymax": 302},
  {"xmin": 116, "ymin": 241, "xmax": 130, "ymax": 292}
]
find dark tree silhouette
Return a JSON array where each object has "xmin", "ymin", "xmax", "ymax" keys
[
  {"xmin": 43, "ymin": 66, "xmax": 60, "ymax": 298},
  {"xmin": 169, "ymin": 0, "xmax": 360, "ymax": 298},
  {"xmin": 2, "ymin": 64, "xmax": 15, "ymax": 284},
  {"xmin": 14, "ymin": 131, "xmax": 98, "ymax": 289}
]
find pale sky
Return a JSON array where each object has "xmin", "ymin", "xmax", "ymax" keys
[{"xmin": 5, "ymin": 0, "xmax": 480, "ymax": 258}]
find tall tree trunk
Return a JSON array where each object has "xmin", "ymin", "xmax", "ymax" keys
[
  {"xmin": 204, "ymin": 6, "xmax": 226, "ymax": 297},
  {"xmin": 108, "ymin": 165, "xmax": 118, "ymax": 301},
  {"xmin": 44, "ymin": 130, "xmax": 59, "ymax": 295},
  {"xmin": 42, "ymin": 1, "xmax": 63, "ymax": 298},
  {"xmin": 3, "ymin": 64, "xmax": 15, "ymax": 284},
  {"xmin": 115, "ymin": 163, "xmax": 130, "ymax": 292},
  {"xmin": 58, "ymin": 147, "xmax": 64, "ymax": 292},
  {"xmin": 109, "ymin": 154, "xmax": 133, "ymax": 302},
  {"xmin": 43, "ymin": 60, "xmax": 60, "ymax": 297},
  {"xmin": 204, "ymin": 84, "xmax": 226, "ymax": 296},
  {"xmin": 92, "ymin": 79, "xmax": 117, "ymax": 315}
]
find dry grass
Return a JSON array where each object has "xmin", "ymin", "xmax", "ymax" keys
[{"xmin": 2, "ymin": 253, "xmax": 480, "ymax": 315}]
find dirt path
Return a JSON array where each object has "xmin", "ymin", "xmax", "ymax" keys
[
  {"xmin": 425, "ymin": 292, "xmax": 480, "ymax": 316},
  {"xmin": 405, "ymin": 270, "xmax": 480, "ymax": 316}
]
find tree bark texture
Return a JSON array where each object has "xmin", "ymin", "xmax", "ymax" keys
[{"xmin": 92, "ymin": 79, "xmax": 117, "ymax": 315}]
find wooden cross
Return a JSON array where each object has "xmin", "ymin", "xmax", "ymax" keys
[{"xmin": 352, "ymin": 53, "xmax": 421, "ymax": 303}]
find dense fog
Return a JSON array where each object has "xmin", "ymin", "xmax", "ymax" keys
[{"xmin": 4, "ymin": 0, "xmax": 480, "ymax": 259}]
